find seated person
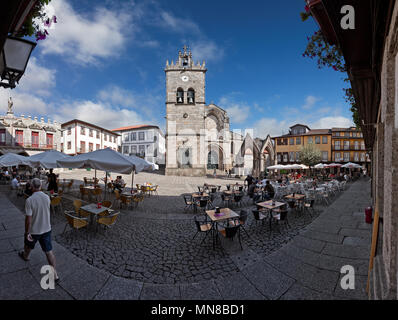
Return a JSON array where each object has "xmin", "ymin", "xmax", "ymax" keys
[
  {"xmin": 24, "ymin": 181, "xmax": 33, "ymax": 197},
  {"xmin": 253, "ymin": 186, "xmax": 264, "ymax": 203},
  {"xmin": 113, "ymin": 176, "xmax": 125, "ymax": 192},
  {"xmin": 264, "ymin": 181, "xmax": 275, "ymax": 200},
  {"xmin": 11, "ymin": 176, "xmax": 20, "ymax": 190},
  {"xmin": 247, "ymin": 183, "xmax": 257, "ymax": 199}
]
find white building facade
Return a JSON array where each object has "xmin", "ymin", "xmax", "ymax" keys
[
  {"xmin": 112, "ymin": 125, "xmax": 165, "ymax": 165},
  {"xmin": 61, "ymin": 119, "xmax": 119, "ymax": 155},
  {"xmin": 0, "ymin": 99, "xmax": 61, "ymax": 156}
]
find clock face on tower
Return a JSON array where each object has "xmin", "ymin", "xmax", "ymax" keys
[{"xmin": 181, "ymin": 75, "xmax": 189, "ymax": 82}]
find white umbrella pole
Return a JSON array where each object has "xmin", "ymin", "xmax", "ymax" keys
[{"xmin": 104, "ymin": 171, "xmax": 107, "ymax": 200}]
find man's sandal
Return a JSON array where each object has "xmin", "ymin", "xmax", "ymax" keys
[{"xmin": 18, "ymin": 251, "xmax": 29, "ymax": 261}]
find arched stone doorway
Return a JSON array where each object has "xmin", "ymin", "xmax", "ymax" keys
[{"xmin": 207, "ymin": 145, "xmax": 224, "ymax": 171}]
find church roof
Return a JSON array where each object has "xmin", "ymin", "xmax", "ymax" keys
[{"xmin": 111, "ymin": 124, "xmax": 160, "ymax": 132}]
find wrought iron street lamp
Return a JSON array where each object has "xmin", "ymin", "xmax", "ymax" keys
[{"xmin": 0, "ymin": 36, "xmax": 36, "ymax": 89}]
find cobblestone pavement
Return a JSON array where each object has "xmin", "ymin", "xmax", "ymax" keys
[{"xmin": 0, "ymin": 174, "xmax": 372, "ymax": 300}]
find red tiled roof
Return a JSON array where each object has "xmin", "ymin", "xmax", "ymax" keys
[
  {"xmin": 303, "ymin": 129, "xmax": 331, "ymax": 135},
  {"xmin": 111, "ymin": 125, "xmax": 159, "ymax": 132}
]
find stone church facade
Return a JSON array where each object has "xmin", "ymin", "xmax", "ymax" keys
[{"xmin": 165, "ymin": 46, "xmax": 275, "ymax": 177}]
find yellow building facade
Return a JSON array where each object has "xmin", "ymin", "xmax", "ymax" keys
[
  {"xmin": 273, "ymin": 124, "xmax": 370, "ymax": 168},
  {"xmin": 331, "ymin": 127, "xmax": 370, "ymax": 168},
  {"xmin": 273, "ymin": 124, "xmax": 332, "ymax": 164}
]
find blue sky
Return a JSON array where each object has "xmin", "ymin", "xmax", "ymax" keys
[{"xmin": 0, "ymin": 0, "xmax": 354, "ymax": 138}]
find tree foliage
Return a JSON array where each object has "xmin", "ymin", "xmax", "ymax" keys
[
  {"xmin": 300, "ymin": 144, "xmax": 322, "ymax": 167},
  {"xmin": 300, "ymin": 3, "xmax": 361, "ymax": 128}
]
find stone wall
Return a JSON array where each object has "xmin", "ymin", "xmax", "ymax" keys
[{"xmin": 372, "ymin": 1, "xmax": 398, "ymax": 299}]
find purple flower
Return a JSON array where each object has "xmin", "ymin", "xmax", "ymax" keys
[
  {"xmin": 36, "ymin": 31, "xmax": 47, "ymax": 41},
  {"xmin": 53, "ymin": 15, "xmax": 57, "ymax": 23}
]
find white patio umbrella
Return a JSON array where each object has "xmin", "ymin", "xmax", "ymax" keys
[
  {"xmin": 0, "ymin": 153, "xmax": 30, "ymax": 167},
  {"xmin": 125, "ymin": 155, "xmax": 159, "ymax": 188},
  {"xmin": 288, "ymin": 164, "xmax": 303, "ymax": 170},
  {"xmin": 57, "ymin": 148, "xmax": 156, "ymax": 195},
  {"xmin": 314, "ymin": 163, "xmax": 327, "ymax": 169},
  {"xmin": 341, "ymin": 162, "xmax": 361, "ymax": 168},
  {"xmin": 327, "ymin": 163, "xmax": 343, "ymax": 168},
  {"xmin": 267, "ymin": 165, "xmax": 285, "ymax": 170},
  {"xmin": 27, "ymin": 150, "xmax": 69, "ymax": 169},
  {"xmin": 298, "ymin": 164, "xmax": 310, "ymax": 170}
]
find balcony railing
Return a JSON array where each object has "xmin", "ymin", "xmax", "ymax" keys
[
  {"xmin": 0, "ymin": 140, "xmax": 56, "ymax": 149},
  {"xmin": 332, "ymin": 144, "xmax": 366, "ymax": 151}
]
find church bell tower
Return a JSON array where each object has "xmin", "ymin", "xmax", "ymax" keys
[{"xmin": 165, "ymin": 46, "xmax": 207, "ymax": 176}]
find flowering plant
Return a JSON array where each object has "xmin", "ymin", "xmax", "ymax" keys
[{"xmin": 14, "ymin": 0, "xmax": 56, "ymax": 41}]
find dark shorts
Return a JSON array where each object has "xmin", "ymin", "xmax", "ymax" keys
[{"xmin": 24, "ymin": 230, "xmax": 52, "ymax": 252}]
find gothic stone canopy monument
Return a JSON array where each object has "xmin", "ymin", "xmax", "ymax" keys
[{"xmin": 165, "ymin": 46, "xmax": 275, "ymax": 177}]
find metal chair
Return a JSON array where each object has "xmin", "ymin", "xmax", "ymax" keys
[
  {"xmin": 63, "ymin": 212, "xmax": 89, "ymax": 234},
  {"xmin": 96, "ymin": 212, "xmax": 120, "ymax": 232},
  {"xmin": 218, "ymin": 218, "xmax": 243, "ymax": 250},
  {"xmin": 192, "ymin": 215, "xmax": 213, "ymax": 244},
  {"xmin": 50, "ymin": 196, "xmax": 63, "ymax": 214},
  {"xmin": 183, "ymin": 194, "xmax": 194, "ymax": 212}
]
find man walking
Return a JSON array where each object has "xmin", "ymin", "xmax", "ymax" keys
[{"xmin": 18, "ymin": 178, "xmax": 59, "ymax": 283}]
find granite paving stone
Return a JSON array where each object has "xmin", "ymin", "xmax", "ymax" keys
[
  {"xmin": 280, "ymin": 283, "xmax": 336, "ymax": 300},
  {"xmin": 214, "ymin": 272, "xmax": 266, "ymax": 300},
  {"xmin": 333, "ymin": 275, "xmax": 368, "ymax": 300},
  {"xmin": 300, "ymin": 230, "xmax": 345, "ymax": 244},
  {"xmin": 289, "ymin": 235, "xmax": 326, "ymax": 253},
  {"xmin": 264, "ymin": 250, "xmax": 340, "ymax": 293},
  {"xmin": 58, "ymin": 264, "xmax": 110, "ymax": 300},
  {"xmin": 0, "ymin": 176, "xmax": 372, "ymax": 300},
  {"xmin": 0, "ymin": 269, "xmax": 43, "ymax": 300},
  {"xmin": 139, "ymin": 283, "xmax": 181, "ymax": 300},
  {"xmin": 241, "ymin": 261, "xmax": 295, "ymax": 300},
  {"xmin": 94, "ymin": 275, "xmax": 143, "ymax": 300},
  {"xmin": 0, "ymin": 239, "xmax": 13, "ymax": 253},
  {"xmin": 322, "ymin": 243, "xmax": 370, "ymax": 260}
]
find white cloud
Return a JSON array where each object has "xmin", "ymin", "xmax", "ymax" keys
[
  {"xmin": 253, "ymin": 118, "xmax": 289, "ymax": 138},
  {"xmin": 40, "ymin": 0, "xmax": 133, "ymax": 65},
  {"xmin": 191, "ymin": 40, "xmax": 224, "ymax": 62},
  {"xmin": 97, "ymin": 86, "xmax": 137, "ymax": 108},
  {"xmin": 159, "ymin": 11, "xmax": 201, "ymax": 34},
  {"xmin": 219, "ymin": 97, "xmax": 250, "ymax": 124},
  {"xmin": 0, "ymin": 57, "xmax": 56, "ymax": 116},
  {"xmin": 302, "ymin": 95, "xmax": 320, "ymax": 110},
  {"xmin": 0, "ymin": 90, "xmax": 49, "ymax": 116},
  {"xmin": 52, "ymin": 100, "xmax": 146, "ymax": 130},
  {"xmin": 312, "ymin": 116, "xmax": 353, "ymax": 129},
  {"xmin": 17, "ymin": 57, "xmax": 56, "ymax": 96}
]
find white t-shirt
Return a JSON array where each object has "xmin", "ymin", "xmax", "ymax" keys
[
  {"xmin": 11, "ymin": 178, "xmax": 19, "ymax": 189},
  {"xmin": 25, "ymin": 191, "xmax": 51, "ymax": 235}
]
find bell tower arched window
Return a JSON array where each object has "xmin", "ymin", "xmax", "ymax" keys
[
  {"xmin": 176, "ymin": 88, "xmax": 184, "ymax": 104},
  {"xmin": 187, "ymin": 89, "xmax": 195, "ymax": 104}
]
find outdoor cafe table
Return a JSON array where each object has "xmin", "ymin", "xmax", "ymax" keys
[
  {"xmin": 284, "ymin": 193, "xmax": 306, "ymax": 212},
  {"xmin": 80, "ymin": 203, "xmax": 110, "ymax": 226},
  {"xmin": 192, "ymin": 193, "xmax": 209, "ymax": 213},
  {"xmin": 256, "ymin": 200, "xmax": 286, "ymax": 230},
  {"xmin": 284, "ymin": 194, "xmax": 306, "ymax": 201},
  {"xmin": 206, "ymin": 208, "xmax": 240, "ymax": 249}
]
